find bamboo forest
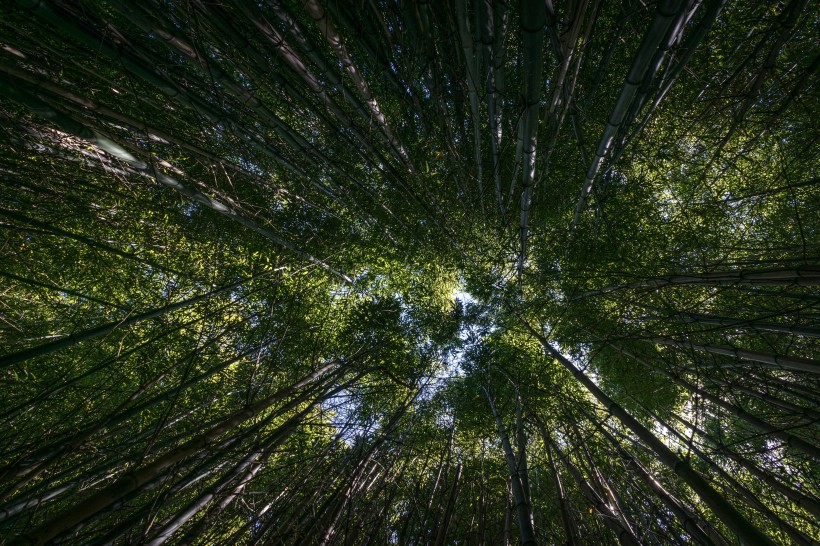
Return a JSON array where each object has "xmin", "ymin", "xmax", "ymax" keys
[{"xmin": 0, "ymin": 0, "xmax": 818, "ymax": 544}]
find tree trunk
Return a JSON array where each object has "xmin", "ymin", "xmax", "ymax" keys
[
  {"xmin": 482, "ymin": 386, "xmax": 537, "ymax": 545},
  {"xmin": 520, "ymin": 317, "xmax": 776, "ymax": 546},
  {"xmin": 9, "ymin": 362, "xmax": 343, "ymax": 545}
]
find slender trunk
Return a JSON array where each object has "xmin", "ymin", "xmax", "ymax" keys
[
  {"xmin": 396, "ymin": 450, "xmax": 434, "ymax": 545},
  {"xmin": 0, "ymin": 271, "xmax": 266, "ymax": 369},
  {"xmin": 549, "ymin": 437, "xmax": 640, "ymax": 546},
  {"xmin": 519, "ymin": 316, "xmax": 776, "ymax": 546},
  {"xmin": 148, "ymin": 396, "xmax": 322, "ymax": 546},
  {"xmin": 0, "ymin": 270, "xmax": 128, "ymax": 311},
  {"xmin": 0, "ymin": 205, "xmax": 191, "ymax": 280},
  {"xmin": 665, "ymin": 408, "xmax": 820, "ymax": 520},
  {"xmin": 1, "ymin": 317, "xmax": 194, "ymax": 423},
  {"xmin": 0, "ymin": 397, "xmax": 240, "ymax": 513},
  {"xmin": 456, "ymin": 0, "xmax": 485, "ymax": 218},
  {"xmin": 420, "ymin": 441, "xmax": 448, "ymax": 542},
  {"xmin": 541, "ymin": 424, "xmax": 583, "ymax": 546},
  {"xmin": 0, "ymin": 348, "xmax": 256, "ymax": 489},
  {"xmin": 319, "ymin": 394, "xmax": 416, "ymax": 545},
  {"xmin": 517, "ymin": 0, "xmax": 546, "ymax": 281},
  {"xmin": 302, "ymin": 0, "xmax": 414, "ymax": 173},
  {"xmin": 576, "ymin": 407, "xmax": 731, "ymax": 545},
  {"xmin": 652, "ymin": 407, "xmax": 818, "ymax": 546},
  {"xmin": 678, "ymin": 311, "xmax": 820, "ymax": 339},
  {"xmin": 576, "ymin": 267, "xmax": 820, "ymax": 299},
  {"xmin": 486, "ymin": 0, "xmax": 508, "ymax": 219},
  {"xmin": 0, "ymin": 481, "xmax": 75, "ymax": 524},
  {"xmin": 433, "ymin": 464, "xmax": 462, "ymax": 546},
  {"xmin": 503, "ymin": 476, "xmax": 512, "ymax": 546},
  {"xmin": 482, "ymin": 386, "xmax": 537, "ymax": 545},
  {"xmin": 703, "ymin": 374, "xmax": 820, "ymax": 422},
  {"xmin": 319, "ymin": 455, "xmax": 381, "ymax": 546},
  {"xmin": 0, "ymin": 82, "xmax": 353, "ymax": 283},
  {"xmin": 592, "ymin": 467, "xmax": 640, "ymax": 543},
  {"xmin": 747, "ymin": 370, "xmax": 820, "ymax": 408},
  {"xmin": 650, "ymin": 337, "xmax": 820, "ymax": 374},
  {"xmin": 9, "ymin": 362, "xmax": 342, "ymax": 545},
  {"xmin": 613, "ymin": 0, "xmax": 727, "ymax": 165},
  {"xmin": 477, "ymin": 450, "xmax": 487, "ymax": 546},
  {"xmin": 82, "ymin": 445, "xmax": 247, "ymax": 546},
  {"xmin": 569, "ymin": 0, "xmax": 687, "ymax": 240},
  {"xmin": 608, "ymin": 342, "xmax": 820, "ymax": 459},
  {"xmin": 515, "ymin": 388, "xmax": 534, "ymax": 529}
]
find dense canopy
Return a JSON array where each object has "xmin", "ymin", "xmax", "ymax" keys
[{"xmin": 0, "ymin": 0, "xmax": 818, "ymax": 544}]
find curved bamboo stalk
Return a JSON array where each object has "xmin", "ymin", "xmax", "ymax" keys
[
  {"xmin": 0, "ymin": 272, "xmax": 261, "ymax": 370},
  {"xmin": 547, "ymin": 434, "xmax": 641, "ymax": 546},
  {"xmin": 517, "ymin": 0, "xmax": 546, "ymax": 282},
  {"xmin": 146, "ymin": 400, "xmax": 320, "ymax": 545},
  {"xmin": 575, "ymin": 267, "xmax": 820, "ymax": 299},
  {"xmin": 580, "ymin": 410, "xmax": 731, "ymax": 546},
  {"xmin": 651, "ymin": 337, "xmax": 820, "ymax": 374},
  {"xmin": 8, "ymin": 362, "xmax": 342, "ymax": 545},
  {"xmin": 456, "ymin": 0, "xmax": 485, "ymax": 218},
  {"xmin": 0, "ymin": 83, "xmax": 354, "ymax": 283},
  {"xmin": 605, "ymin": 341, "xmax": 820, "ymax": 469},
  {"xmin": 302, "ymin": 0, "xmax": 415, "ymax": 174},
  {"xmin": 482, "ymin": 386, "xmax": 537, "ymax": 546},
  {"xmin": 567, "ymin": 0, "xmax": 688, "ymax": 244},
  {"xmin": 519, "ymin": 316, "xmax": 777, "ymax": 546}
]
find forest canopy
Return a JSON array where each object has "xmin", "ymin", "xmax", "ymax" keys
[{"xmin": 0, "ymin": 0, "xmax": 818, "ymax": 544}]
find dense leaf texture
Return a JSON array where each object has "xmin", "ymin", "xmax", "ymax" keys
[{"xmin": 0, "ymin": 0, "xmax": 817, "ymax": 544}]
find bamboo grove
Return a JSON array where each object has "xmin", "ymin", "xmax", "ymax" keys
[{"xmin": 0, "ymin": 0, "xmax": 817, "ymax": 544}]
